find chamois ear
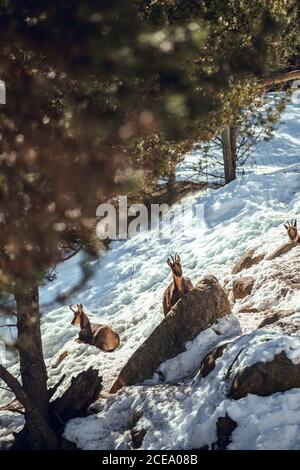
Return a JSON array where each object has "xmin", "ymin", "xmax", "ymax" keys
[
  {"xmin": 176, "ymin": 254, "xmax": 181, "ymax": 263},
  {"xmin": 167, "ymin": 257, "xmax": 172, "ymax": 268}
]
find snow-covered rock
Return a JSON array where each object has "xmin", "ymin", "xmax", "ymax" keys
[
  {"xmin": 64, "ymin": 330, "xmax": 300, "ymax": 450},
  {"xmin": 110, "ymin": 275, "xmax": 234, "ymax": 393}
]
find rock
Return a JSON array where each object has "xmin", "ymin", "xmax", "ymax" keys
[
  {"xmin": 258, "ymin": 309, "xmax": 295, "ymax": 328},
  {"xmin": 238, "ymin": 307, "xmax": 258, "ymax": 314},
  {"xmin": 229, "ymin": 352, "xmax": 300, "ymax": 399},
  {"xmin": 232, "ymin": 249, "xmax": 265, "ymax": 275},
  {"xmin": 232, "ymin": 277, "xmax": 255, "ymax": 300},
  {"xmin": 199, "ymin": 343, "xmax": 229, "ymax": 378},
  {"xmin": 130, "ymin": 410, "xmax": 147, "ymax": 449},
  {"xmin": 131, "ymin": 428, "xmax": 147, "ymax": 449},
  {"xmin": 270, "ymin": 321, "xmax": 300, "ymax": 336},
  {"xmin": 265, "ymin": 241, "xmax": 298, "ymax": 261},
  {"xmin": 110, "ymin": 275, "xmax": 231, "ymax": 393},
  {"xmin": 258, "ymin": 311, "xmax": 300, "ymax": 336},
  {"xmin": 215, "ymin": 414, "xmax": 237, "ymax": 450},
  {"xmin": 50, "ymin": 367, "xmax": 102, "ymax": 425},
  {"xmin": 50, "ymin": 351, "xmax": 69, "ymax": 369}
]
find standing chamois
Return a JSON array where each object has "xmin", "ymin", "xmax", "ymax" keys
[
  {"xmin": 163, "ymin": 254, "xmax": 193, "ymax": 316},
  {"xmin": 70, "ymin": 304, "xmax": 120, "ymax": 352}
]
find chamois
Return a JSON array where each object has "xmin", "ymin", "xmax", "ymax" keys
[
  {"xmin": 70, "ymin": 304, "xmax": 120, "ymax": 352},
  {"xmin": 284, "ymin": 219, "xmax": 299, "ymax": 243},
  {"xmin": 163, "ymin": 254, "xmax": 193, "ymax": 316}
]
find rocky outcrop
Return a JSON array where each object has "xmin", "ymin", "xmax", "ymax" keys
[
  {"xmin": 232, "ymin": 276, "xmax": 255, "ymax": 301},
  {"xmin": 257, "ymin": 309, "xmax": 300, "ymax": 336},
  {"xmin": 233, "ymin": 240, "xmax": 300, "ymax": 274},
  {"xmin": 110, "ymin": 275, "xmax": 231, "ymax": 393},
  {"xmin": 50, "ymin": 367, "xmax": 102, "ymax": 424},
  {"xmin": 258, "ymin": 309, "xmax": 295, "ymax": 329},
  {"xmin": 232, "ymin": 249, "xmax": 265, "ymax": 275},
  {"xmin": 229, "ymin": 352, "xmax": 300, "ymax": 399},
  {"xmin": 265, "ymin": 241, "xmax": 299, "ymax": 261},
  {"xmin": 238, "ymin": 306, "xmax": 258, "ymax": 314}
]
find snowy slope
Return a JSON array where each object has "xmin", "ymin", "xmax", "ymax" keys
[
  {"xmin": 36, "ymin": 165, "xmax": 300, "ymax": 392},
  {"xmin": 0, "ymin": 99, "xmax": 300, "ymax": 450},
  {"xmin": 177, "ymin": 94, "xmax": 300, "ymax": 182}
]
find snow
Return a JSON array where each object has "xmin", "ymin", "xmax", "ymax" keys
[
  {"xmin": 145, "ymin": 314, "xmax": 241, "ymax": 385},
  {"xmin": 0, "ymin": 97, "xmax": 300, "ymax": 450},
  {"xmin": 64, "ymin": 331, "xmax": 300, "ymax": 450},
  {"xmin": 176, "ymin": 93, "xmax": 300, "ymax": 182},
  {"xmin": 0, "ymin": 412, "xmax": 24, "ymax": 450}
]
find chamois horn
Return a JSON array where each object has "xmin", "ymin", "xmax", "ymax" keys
[{"xmin": 167, "ymin": 254, "xmax": 175, "ymax": 263}]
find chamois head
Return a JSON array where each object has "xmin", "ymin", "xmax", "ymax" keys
[
  {"xmin": 167, "ymin": 254, "xmax": 182, "ymax": 277},
  {"xmin": 70, "ymin": 304, "xmax": 84, "ymax": 325},
  {"xmin": 284, "ymin": 219, "xmax": 299, "ymax": 242}
]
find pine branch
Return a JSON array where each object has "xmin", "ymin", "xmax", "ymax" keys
[{"xmin": 259, "ymin": 70, "xmax": 300, "ymax": 89}]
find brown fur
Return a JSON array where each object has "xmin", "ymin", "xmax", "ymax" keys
[
  {"xmin": 163, "ymin": 254, "xmax": 193, "ymax": 316},
  {"xmin": 284, "ymin": 219, "xmax": 299, "ymax": 243},
  {"xmin": 70, "ymin": 304, "xmax": 120, "ymax": 352}
]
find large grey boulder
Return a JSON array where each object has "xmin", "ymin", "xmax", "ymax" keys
[
  {"xmin": 110, "ymin": 275, "xmax": 231, "ymax": 393},
  {"xmin": 229, "ymin": 352, "xmax": 300, "ymax": 399}
]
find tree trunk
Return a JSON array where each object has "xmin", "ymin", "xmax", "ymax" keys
[
  {"xmin": 167, "ymin": 164, "xmax": 176, "ymax": 187},
  {"xmin": 14, "ymin": 282, "xmax": 57, "ymax": 449},
  {"xmin": 165, "ymin": 160, "xmax": 177, "ymax": 204},
  {"xmin": 222, "ymin": 122, "xmax": 237, "ymax": 184}
]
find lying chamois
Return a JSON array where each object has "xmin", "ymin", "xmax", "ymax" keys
[
  {"xmin": 163, "ymin": 254, "xmax": 193, "ymax": 316},
  {"xmin": 70, "ymin": 304, "xmax": 120, "ymax": 352}
]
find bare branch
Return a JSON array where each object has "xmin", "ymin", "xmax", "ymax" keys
[
  {"xmin": 59, "ymin": 244, "xmax": 83, "ymax": 263},
  {"xmin": 259, "ymin": 70, "xmax": 300, "ymax": 89},
  {"xmin": 48, "ymin": 374, "xmax": 66, "ymax": 400}
]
